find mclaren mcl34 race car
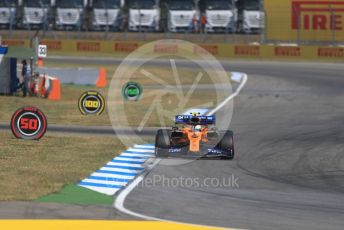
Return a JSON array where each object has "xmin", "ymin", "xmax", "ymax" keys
[{"xmin": 155, "ymin": 113, "xmax": 234, "ymax": 160}]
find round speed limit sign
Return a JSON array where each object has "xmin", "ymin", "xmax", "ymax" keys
[
  {"xmin": 78, "ymin": 91, "xmax": 105, "ymax": 115},
  {"xmin": 11, "ymin": 107, "xmax": 48, "ymax": 140}
]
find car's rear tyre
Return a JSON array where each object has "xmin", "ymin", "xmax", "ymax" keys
[{"xmin": 218, "ymin": 130, "xmax": 235, "ymax": 160}]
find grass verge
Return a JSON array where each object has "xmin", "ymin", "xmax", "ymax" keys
[{"xmin": 0, "ymin": 131, "xmax": 123, "ymax": 201}]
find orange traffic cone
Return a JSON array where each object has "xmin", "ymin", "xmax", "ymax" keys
[
  {"xmin": 38, "ymin": 57, "xmax": 43, "ymax": 67},
  {"xmin": 47, "ymin": 78, "xmax": 61, "ymax": 100},
  {"xmin": 96, "ymin": 67, "xmax": 107, "ymax": 88}
]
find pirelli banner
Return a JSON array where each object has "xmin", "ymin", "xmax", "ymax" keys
[
  {"xmin": 1, "ymin": 39, "xmax": 30, "ymax": 47},
  {"xmin": 41, "ymin": 40, "xmax": 344, "ymax": 60},
  {"xmin": 2, "ymin": 39, "xmax": 343, "ymax": 60},
  {"xmin": 38, "ymin": 40, "xmax": 143, "ymax": 53},
  {"xmin": 232, "ymin": 45, "xmax": 344, "ymax": 59},
  {"xmin": 265, "ymin": 0, "xmax": 344, "ymax": 42}
]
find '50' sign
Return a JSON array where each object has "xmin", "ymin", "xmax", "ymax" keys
[{"xmin": 11, "ymin": 107, "xmax": 47, "ymax": 140}]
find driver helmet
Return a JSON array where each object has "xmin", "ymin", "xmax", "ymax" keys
[{"xmin": 195, "ymin": 125, "xmax": 202, "ymax": 132}]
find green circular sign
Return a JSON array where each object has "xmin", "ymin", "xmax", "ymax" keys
[{"xmin": 122, "ymin": 82, "xmax": 142, "ymax": 101}]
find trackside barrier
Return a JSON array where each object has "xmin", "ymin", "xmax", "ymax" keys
[
  {"xmin": 38, "ymin": 67, "xmax": 107, "ymax": 87},
  {"xmin": 3, "ymin": 39, "xmax": 344, "ymax": 61},
  {"xmin": 40, "ymin": 74, "xmax": 61, "ymax": 101}
]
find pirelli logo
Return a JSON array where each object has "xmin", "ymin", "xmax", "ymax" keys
[
  {"xmin": 292, "ymin": 1, "xmax": 344, "ymax": 30},
  {"xmin": 275, "ymin": 47, "xmax": 301, "ymax": 56},
  {"xmin": 154, "ymin": 44, "xmax": 178, "ymax": 53},
  {"xmin": 41, "ymin": 40, "xmax": 62, "ymax": 50},
  {"xmin": 2, "ymin": 39, "xmax": 25, "ymax": 46},
  {"xmin": 77, "ymin": 42, "xmax": 100, "ymax": 52},
  {"xmin": 318, "ymin": 47, "xmax": 344, "ymax": 57},
  {"xmin": 114, "ymin": 43, "xmax": 139, "ymax": 52},
  {"xmin": 193, "ymin": 45, "xmax": 219, "ymax": 55},
  {"xmin": 234, "ymin": 46, "xmax": 260, "ymax": 56}
]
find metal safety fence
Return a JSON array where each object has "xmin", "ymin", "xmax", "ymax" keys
[{"xmin": 0, "ymin": 0, "xmax": 343, "ymax": 45}]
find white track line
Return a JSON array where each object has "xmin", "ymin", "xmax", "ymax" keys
[
  {"xmin": 121, "ymin": 153, "xmax": 153, "ymax": 157},
  {"xmin": 82, "ymin": 179, "xmax": 128, "ymax": 186},
  {"xmin": 115, "ymin": 157, "xmax": 147, "ymax": 162},
  {"xmin": 99, "ymin": 166, "xmax": 141, "ymax": 173},
  {"xmin": 113, "ymin": 158, "xmax": 240, "ymax": 229},
  {"xmin": 81, "ymin": 186, "xmax": 120, "ymax": 196},
  {"xmin": 207, "ymin": 73, "xmax": 248, "ymax": 116},
  {"xmin": 105, "ymin": 162, "xmax": 144, "ymax": 168},
  {"xmin": 114, "ymin": 159, "xmax": 162, "ymax": 220},
  {"xmin": 91, "ymin": 172, "xmax": 135, "ymax": 180},
  {"xmin": 127, "ymin": 148, "xmax": 155, "ymax": 153}
]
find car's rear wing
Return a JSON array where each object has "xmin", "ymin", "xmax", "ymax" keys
[{"xmin": 175, "ymin": 115, "xmax": 216, "ymax": 125}]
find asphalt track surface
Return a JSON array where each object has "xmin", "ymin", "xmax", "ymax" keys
[{"xmin": 3, "ymin": 58, "xmax": 344, "ymax": 229}]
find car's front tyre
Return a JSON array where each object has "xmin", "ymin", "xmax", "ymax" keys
[{"xmin": 155, "ymin": 129, "xmax": 171, "ymax": 157}]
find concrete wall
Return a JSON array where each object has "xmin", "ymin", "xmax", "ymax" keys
[
  {"xmin": 38, "ymin": 67, "xmax": 99, "ymax": 85},
  {"xmin": 0, "ymin": 48, "xmax": 11, "ymax": 94}
]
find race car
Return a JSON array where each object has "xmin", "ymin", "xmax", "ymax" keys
[{"xmin": 155, "ymin": 113, "xmax": 234, "ymax": 160}]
